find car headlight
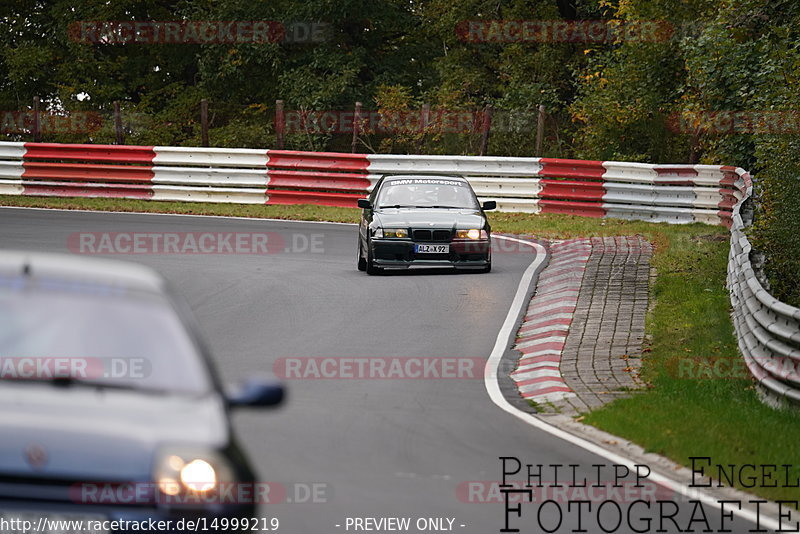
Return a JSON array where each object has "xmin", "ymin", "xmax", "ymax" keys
[
  {"xmin": 455, "ymin": 229, "xmax": 487, "ymax": 240},
  {"xmin": 154, "ymin": 448, "xmax": 233, "ymax": 498},
  {"xmin": 180, "ymin": 459, "xmax": 217, "ymax": 492},
  {"xmin": 375, "ymin": 228, "xmax": 408, "ymax": 238}
]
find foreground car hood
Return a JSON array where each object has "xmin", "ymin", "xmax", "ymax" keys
[
  {"xmin": 374, "ymin": 208, "xmax": 486, "ymax": 229},
  {"xmin": 0, "ymin": 383, "xmax": 228, "ymax": 481}
]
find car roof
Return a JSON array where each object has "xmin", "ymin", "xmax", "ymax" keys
[
  {"xmin": 380, "ymin": 174, "xmax": 469, "ymax": 183},
  {"xmin": 0, "ymin": 250, "xmax": 166, "ymax": 294}
]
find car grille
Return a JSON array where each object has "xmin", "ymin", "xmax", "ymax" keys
[
  {"xmin": 412, "ymin": 229, "xmax": 451, "ymax": 242},
  {"xmin": 0, "ymin": 474, "xmax": 145, "ymax": 505}
]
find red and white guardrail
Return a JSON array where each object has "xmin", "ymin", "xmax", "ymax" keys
[{"xmin": 0, "ymin": 141, "xmax": 740, "ymax": 226}]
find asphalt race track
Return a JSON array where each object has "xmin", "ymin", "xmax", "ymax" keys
[{"xmin": 0, "ymin": 207, "xmax": 761, "ymax": 534}]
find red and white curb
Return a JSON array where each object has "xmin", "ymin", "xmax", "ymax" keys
[{"xmin": 510, "ymin": 238, "xmax": 592, "ymax": 403}]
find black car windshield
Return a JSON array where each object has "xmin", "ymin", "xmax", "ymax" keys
[
  {"xmin": 376, "ymin": 178, "xmax": 479, "ymax": 209},
  {"xmin": 0, "ymin": 281, "xmax": 212, "ymax": 395}
]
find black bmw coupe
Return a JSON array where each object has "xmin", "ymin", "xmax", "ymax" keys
[{"xmin": 357, "ymin": 175, "xmax": 496, "ymax": 274}]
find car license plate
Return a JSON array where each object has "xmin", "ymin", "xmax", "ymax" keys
[
  {"xmin": 0, "ymin": 511, "xmax": 108, "ymax": 534},
  {"xmin": 415, "ymin": 244, "xmax": 449, "ymax": 254}
]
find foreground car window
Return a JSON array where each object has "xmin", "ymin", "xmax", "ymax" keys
[
  {"xmin": 377, "ymin": 180, "xmax": 479, "ymax": 209},
  {"xmin": 0, "ymin": 283, "xmax": 212, "ymax": 395}
]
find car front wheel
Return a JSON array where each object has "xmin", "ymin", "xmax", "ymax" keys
[
  {"xmin": 480, "ymin": 249, "xmax": 492, "ymax": 273},
  {"xmin": 366, "ymin": 242, "xmax": 381, "ymax": 275},
  {"xmin": 357, "ymin": 238, "xmax": 367, "ymax": 271}
]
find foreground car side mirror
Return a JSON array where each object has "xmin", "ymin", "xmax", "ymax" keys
[
  {"xmin": 482, "ymin": 200, "xmax": 497, "ymax": 211},
  {"xmin": 357, "ymin": 198, "xmax": 372, "ymax": 209},
  {"xmin": 227, "ymin": 378, "xmax": 285, "ymax": 408}
]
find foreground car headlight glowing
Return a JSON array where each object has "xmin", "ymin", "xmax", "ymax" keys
[
  {"xmin": 180, "ymin": 459, "xmax": 217, "ymax": 492},
  {"xmin": 375, "ymin": 228, "xmax": 408, "ymax": 238},
  {"xmin": 455, "ymin": 229, "xmax": 487, "ymax": 240},
  {"xmin": 154, "ymin": 448, "xmax": 233, "ymax": 497}
]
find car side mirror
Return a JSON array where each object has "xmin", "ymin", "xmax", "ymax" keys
[
  {"xmin": 357, "ymin": 199, "xmax": 372, "ymax": 209},
  {"xmin": 482, "ymin": 200, "xmax": 497, "ymax": 211},
  {"xmin": 227, "ymin": 378, "xmax": 285, "ymax": 408}
]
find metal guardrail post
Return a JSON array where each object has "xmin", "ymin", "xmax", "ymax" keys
[
  {"xmin": 32, "ymin": 97, "xmax": 41, "ymax": 143},
  {"xmin": 351, "ymin": 102, "xmax": 362, "ymax": 154},
  {"xmin": 200, "ymin": 99, "xmax": 209, "ymax": 148}
]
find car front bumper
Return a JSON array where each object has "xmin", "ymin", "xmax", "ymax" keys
[{"xmin": 370, "ymin": 238, "xmax": 490, "ymax": 269}]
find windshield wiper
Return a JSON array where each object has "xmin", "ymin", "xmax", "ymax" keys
[
  {"xmin": 378, "ymin": 204, "xmax": 423, "ymax": 209},
  {"xmin": 0, "ymin": 375, "xmax": 168, "ymax": 394}
]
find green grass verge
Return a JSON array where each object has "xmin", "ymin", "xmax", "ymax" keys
[
  {"xmin": 0, "ymin": 196, "xmax": 361, "ymax": 224},
  {"xmin": 3, "ymin": 196, "xmax": 800, "ymax": 503}
]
